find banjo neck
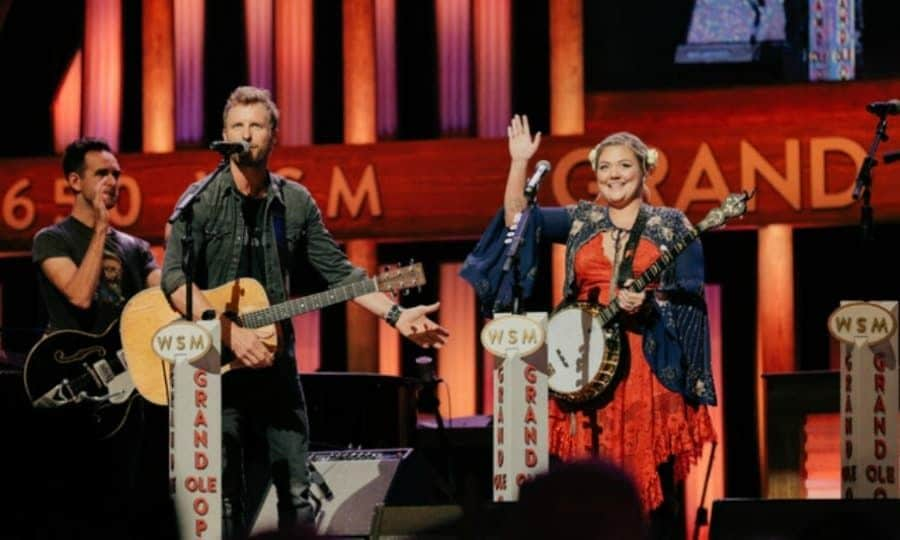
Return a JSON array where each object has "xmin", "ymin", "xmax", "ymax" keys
[{"xmin": 597, "ymin": 227, "xmax": 701, "ymax": 325}]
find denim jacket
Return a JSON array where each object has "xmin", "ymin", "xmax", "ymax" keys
[{"xmin": 161, "ymin": 167, "xmax": 365, "ymax": 307}]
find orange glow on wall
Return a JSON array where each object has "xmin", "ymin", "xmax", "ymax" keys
[
  {"xmin": 142, "ymin": 0, "xmax": 175, "ymax": 153},
  {"xmin": 293, "ymin": 312, "xmax": 321, "ymax": 373},
  {"xmin": 52, "ymin": 51, "xmax": 82, "ymax": 154},
  {"xmin": 345, "ymin": 239, "xmax": 379, "ymax": 373},
  {"xmin": 275, "ymin": 0, "xmax": 313, "ymax": 145},
  {"xmin": 174, "ymin": 0, "xmax": 204, "ymax": 143},
  {"xmin": 244, "ymin": 0, "xmax": 273, "ymax": 90},
  {"xmin": 549, "ymin": 0, "xmax": 583, "ymax": 136},
  {"xmin": 756, "ymin": 224, "xmax": 795, "ymax": 490},
  {"xmin": 437, "ymin": 262, "xmax": 477, "ymax": 418},
  {"xmin": 551, "ymin": 244, "xmax": 565, "ymax": 308},
  {"xmin": 803, "ymin": 413, "xmax": 841, "ymax": 498},
  {"xmin": 435, "ymin": 0, "xmax": 471, "ymax": 134},
  {"xmin": 149, "ymin": 245, "xmax": 165, "ymax": 269},
  {"xmin": 342, "ymin": 0, "xmax": 376, "ymax": 145},
  {"xmin": 685, "ymin": 285, "xmax": 725, "ymax": 540},
  {"xmin": 379, "ymin": 319, "xmax": 400, "ymax": 376},
  {"xmin": 83, "ymin": 0, "xmax": 122, "ymax": 151},
  {"xmin": 474, "ymin": 0, "xmax": 510, "ymax": 137},
  {"xmin": 374, "ymin": 0, "xmax": 397, "ymax": 137},
  {"xmin": 802, "ymin": 413, "xmax": 900, "ymax": 499}
]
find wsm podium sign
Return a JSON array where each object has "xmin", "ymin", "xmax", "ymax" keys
[{"xmin": 829, "ymin": 301, "xmax": 899, "ymax": 499}]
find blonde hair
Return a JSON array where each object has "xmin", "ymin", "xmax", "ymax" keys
[
  {"xmin": 588, "ymin": 132, "xmax": 657, "ymax": 175},
  {"xmin": 222, "ymin": 86, "xmax": 280, "ymax": 129}
]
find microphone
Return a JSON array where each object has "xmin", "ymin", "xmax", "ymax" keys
[
  {"xmin": 866, "ymin": 99, "xmax": 900, "ymax": 116},
  {"xmin": 523, "ymin": 160, "xmax": 551, "ymax": 200},
  {"xmin": 415, "ymin": 356, "xmax": 442, "ymax": 385},
  {"xmin": 209, "ymin": 140, "xmax": 249, "ymax": 155}
]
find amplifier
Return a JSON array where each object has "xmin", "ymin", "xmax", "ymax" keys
[{"xmin": 251, "ymin": 448, "xmax": 446, "ymax": 537}]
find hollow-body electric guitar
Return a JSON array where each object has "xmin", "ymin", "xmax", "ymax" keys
[{"xmin": 23, "ymin": 322, "xmax": 139, "ymax": 439}]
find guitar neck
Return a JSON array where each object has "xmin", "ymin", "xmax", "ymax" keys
[
  {"xmin": 598, "ymin": 227, "xmax": 700, "ymax": 324},
  {"xmin": 237, "ymin": 278, "xmax": 378, "ymax": 328}
]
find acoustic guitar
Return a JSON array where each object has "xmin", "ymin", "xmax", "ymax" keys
[{"xmin": 120, "ymin": 263, "xmax": 426, "ymax": 405}]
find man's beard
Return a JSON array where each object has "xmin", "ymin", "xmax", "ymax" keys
[{"xmin": 234, "ymin": 148, "xmax": 268, "ymax": 167}]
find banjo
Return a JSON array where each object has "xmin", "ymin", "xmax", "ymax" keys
[{"xmin": 546, "ymin": 191, "xmax": 752, "ymax": 405}]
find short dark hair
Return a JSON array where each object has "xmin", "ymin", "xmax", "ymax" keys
[{"xmin": 62, "ymin": 137, "xmax": 113, "ymax": 177}]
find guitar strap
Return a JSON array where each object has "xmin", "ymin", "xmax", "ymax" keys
[
  {"xmin": 613, "ymin": 207, "xmax": 649, "ymax": 292},
  {"xmin": 270, "ymin": 184, "xmax": 290, "ymax": 292}
]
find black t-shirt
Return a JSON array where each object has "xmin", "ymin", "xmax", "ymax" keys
[
  {"xmin": 32, "ymin": 216, "xmax": 158, "ymax": 334},
  {"xmin": 237, "ymin": 194, "xmax": 267, "ymax": 287}
]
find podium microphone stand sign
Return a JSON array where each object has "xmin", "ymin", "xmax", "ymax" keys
[
  {"xmin": 153, "ymin": 319, "xmax": 223, "ymax": 539},
  {"xmin": 829, "ymin": 301, "xmax": 898, "ymax": 499},
  {"xmin": 481, "ymin": 313, "xmax": 549, "ymax": 501}
]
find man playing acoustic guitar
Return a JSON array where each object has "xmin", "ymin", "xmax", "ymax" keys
[
  {"xmin": 161, "ymin": 86, "xmax": 449, "ymax": 538},
  {"xmin": 31, "ymin": 137, "xmax": 163, "ymax": 538}
]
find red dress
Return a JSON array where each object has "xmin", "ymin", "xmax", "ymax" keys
[{"xmin": 548, "ymin": 232, "xmax": 716, "ymax": 512}]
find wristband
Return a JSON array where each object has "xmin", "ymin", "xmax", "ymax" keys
[{"xmin": 384, "ymin": 304, "xmax": 403, "ymax": 327}]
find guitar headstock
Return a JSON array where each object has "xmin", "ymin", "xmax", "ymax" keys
[
  {"xmin": 695, "ymin": 190, "xmax": 755, "ymax": 232},
  {"xmin": 376, "ymin": 262, "xmax": 426, "ymax": 295}
]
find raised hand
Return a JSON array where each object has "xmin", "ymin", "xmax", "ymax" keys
[
  {"xmin": 91, "ymin": 176, "xmax": 114, "ymax": 228},
  {"xmin": 395, "ymin": 302, "xmax": 450, "ymax": 349},
  {"xmin": 507, "ymin": 114, "xmax": 542, "ymax": 162}
]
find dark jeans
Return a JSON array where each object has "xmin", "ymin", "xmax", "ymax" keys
[
  {"xmin": 28, "ymin": 400, "xmax": 146, "ymax": 540},
  {"xmin": 221, "ymin": 371, "xmax": 315, "ymax": 539}
]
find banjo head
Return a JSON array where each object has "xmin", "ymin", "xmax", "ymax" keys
[{"xmin": 546, "ymin": 303, "xmax": 621, "ymax": 403}]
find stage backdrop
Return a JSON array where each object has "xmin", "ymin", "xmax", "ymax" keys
[{"xmin": 2, "ymin": 79, "xmax": 900, "ymax": 251}]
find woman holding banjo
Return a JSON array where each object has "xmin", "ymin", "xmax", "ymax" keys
[{"xmin": 463, "ymin": 114, "xmax": 717, "ymax": 531}]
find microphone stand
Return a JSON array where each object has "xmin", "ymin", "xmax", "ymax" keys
[
  {"xmin": 416, "ymin": 362, "xmax": 456, "ymax": 499},
  {"xmin": 168, "ymin": 157, "xmax": 232, "ymax": 321},
  {"xmin": 501, "ymin": 191, "xmax": 539, "ymax": 315},
  {"xmin": 691, "ymin": 442, "xmax": 717, "ymax": 540},
  {"xmin": 853, "ymin": 113, "xmax": 889, "ymax": 246}
]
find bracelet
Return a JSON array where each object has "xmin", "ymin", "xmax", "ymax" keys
[{"xmin": 384, "ymin": 304, "xmax": 403, "ymax": 327}]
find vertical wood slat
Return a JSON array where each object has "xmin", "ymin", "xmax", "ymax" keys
[
  {"xmin": 437, "ymin": 262, "xmax": 476, "ymax": 418},
  {"xmin": 142, "ymin": 0, "xmax": 175, "ymax": 153},
  {"xmin": 83, "ymin": 0, "xmax": 123, "ymax": 150},
  {"xmin": 275, "ymin": 0, "xmax": 313, "ymax": 145},
  {"xmin": 174, "ymin": 0, "xmax": 204, "ymax": 144}
]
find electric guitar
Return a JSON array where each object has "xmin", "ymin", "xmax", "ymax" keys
[
  {"xmin": 120, "ymin": 263, "xmax": 426, "ymax": 405},
  {"xmin": 23, "ymin": 322, "xmax": 140, "ymax": 439}
]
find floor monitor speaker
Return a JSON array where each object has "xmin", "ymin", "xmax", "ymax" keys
[
  {"xmin": 251, "ymin": 448, "xmax": 447, "ymax": 537},
  {"xmin": 709, "ymin": 498, "xmax": 900, "ymax": 540}
]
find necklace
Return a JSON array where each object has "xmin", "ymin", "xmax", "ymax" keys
[{"xmin": 609, "ymin": 225, "xmax": 629, "ymax": 297}]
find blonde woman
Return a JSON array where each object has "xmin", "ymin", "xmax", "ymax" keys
[{"xmin": 462, "ymin": 115, "xmax": 716, "ymax": 533}]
